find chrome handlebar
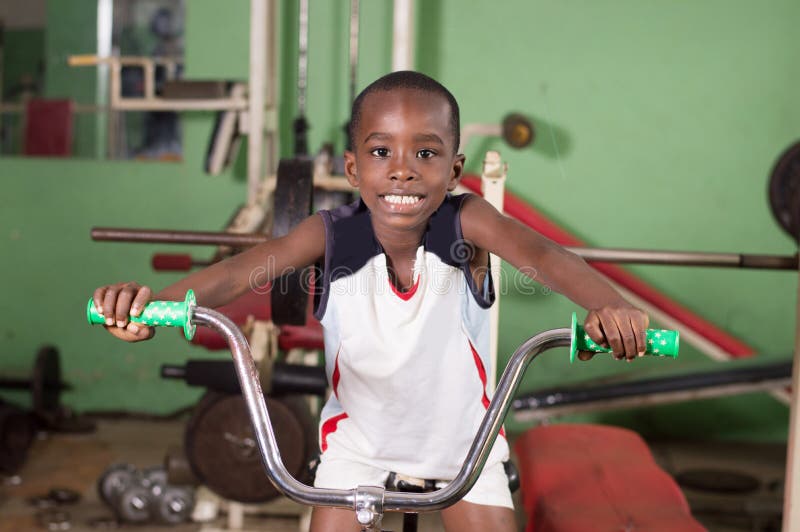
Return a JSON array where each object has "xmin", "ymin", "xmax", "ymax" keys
[{"xmin": 193, "ymin": 306, "xmax": 571, "ymax": 529}]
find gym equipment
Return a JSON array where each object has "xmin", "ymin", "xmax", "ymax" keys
[
  {"xmin": 97, "ymin": 463, "xmax": 194, "ymax": 524},
  {"xmin": 68, "ymin": 55, "xmax": 245, "ymax": 113},
  {"xmin": 184, "ymin": 392, "xmax": 315, "ymax": 503},
  {"xmin": 514, "ymin": 424, "xmax": 704, "ymax": 532},
  {"xmin": 457, "ymin": 174, "xmax": 760, "ymax": 362},
  {"xmin": 35, "ymin": 508, "xmax": 72, "ymax": 531},
  {"xmin": 91, "ymin": 226, "xmax": 799, "ymax": 270},
  {"xmin": 0, "ymin": 345, "xmax": 71, "ymax": 416},
  {"xmin": 501, "ymin": 113, "xmax": 535, "ymax": 149},
  {"xmin": 98, "ymin": 463, "xmax": 138, "ymax": 505},
  {"xmin": 152, "ymin": 484, "xmax": 194, "ymax": 524},
  {"xmin": 0, "ymin": 345, "xmax": 89, "ymax": 450},
  {"xmin": 0, "ymin": 401, "xmax": 37, "ymax": 474},
  {"xmin": 98, "ymin": 463, "xmax": 150, "ymax": 523},
  {"xmin": 263, "ymin": 0, "xmax": 317, "ymax": 325},
  {"xmin": 294, "ymin": 0, "xmax": 310, "ymax": 155},
  {"xmin": 205, "ymin": 83, "xmax": 247, "ymax": 175},
  {"xmin": 460, "ymin": 113, "xmax": 537, "ymax": 152},
  {"xmin": 569, "ymin": 311, "xmax": 679, "ymax": 363},
  {"xmin": 513, "ymin": 359, "xmax": 791, "ymax": 422},
  {"xmin": 86, "ymin": 291, "xmax": 680, "ymax": 531},
  {"xmin": 343, "ymin": 0, "xmax": 360, "ymax": 149},
  {"xmin": 164, "ymin": 445, "xmax": 198, "ymax": 486},
  {"xmin": 768, "ymin": 140, "xmax": 800, "ymax": 241},
  {"xmin": 27, "ymin": 488, "xmax": 82, "ymax": 509},
  {"xmin": 270, "ymin": 158, "xmax": 315, "ymax": 325},
  {"xmin": 161, "ymin": 359, "xmax": 327, "ymax": 396}
]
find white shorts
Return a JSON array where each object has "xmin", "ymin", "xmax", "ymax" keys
[{"xmin": 313, "ymin": 457, "xmax": 514, "ymax": 510}]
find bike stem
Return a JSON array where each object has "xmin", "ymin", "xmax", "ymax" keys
[{"xmin": 193, "ymin": 306, "xmax": 571, "ymax": 530}]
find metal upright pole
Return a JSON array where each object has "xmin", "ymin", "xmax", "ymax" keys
[
  {"xmin": 247, "ymin": 0, "xmax": 266, "ymax": 203},
  {"xmin": 782, "ymin": 233, "xmax": 800, "ymax": 531}
]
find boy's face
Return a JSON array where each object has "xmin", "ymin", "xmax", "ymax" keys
[{"xmin": 344, "ymin": 88, "xmax": 464, "ymax": 236}]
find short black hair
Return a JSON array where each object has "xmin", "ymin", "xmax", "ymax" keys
[{"xmin": 348, "ymin": 70, "xmax": 460, "ymax": 153}]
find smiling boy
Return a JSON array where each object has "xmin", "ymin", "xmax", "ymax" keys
[{"xmin": 94, "ymin": 71, "xmax": 648, "ymax": 531}]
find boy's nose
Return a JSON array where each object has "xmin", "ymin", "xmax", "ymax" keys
[{"xmin": 389, "ymin": 165, "xmax": 418, "ymax": 181}]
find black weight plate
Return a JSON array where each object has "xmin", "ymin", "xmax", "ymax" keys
[
  {"xmin": 185, "ymin": 393, "xmax": 312, "ymax": 503},
  {"xmin": 502, "ymin": 113, "xmax": 535, "ymax": 149},
  {"xmin": 32, "ymin": 345, "xmax": 61, "ymax": 414},
  {"xmin": 676, "ymin": 468, "xmax": 760, "ymax": 495},
  {"xmin": 768, "ymin": 141, "xmax": 800, "ymax": 242},
  {"xmin": 0, "ymin": 404, "xmax": 36, "ymax": 474},
  {"xmin": 271, "ymin": 157, "xmax": 314, "ymax": 325}
]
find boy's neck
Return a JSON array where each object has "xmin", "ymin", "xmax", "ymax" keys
[{"xmin": 373, "ymin": 223, "xmax": 425, "ymax": 259}]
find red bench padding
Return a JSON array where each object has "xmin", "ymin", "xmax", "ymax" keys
[
  {"xmin": 514, "ymin": 424, "xmax": 705, "ymax": 532},
  {"xmin": 24, "ymin": 99, "xmax": 73, "ymax": 156}
]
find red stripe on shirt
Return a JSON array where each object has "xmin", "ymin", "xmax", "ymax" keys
[
  {"xmin": 331, "ymin": 348, "xmax": 341, "ymax": 398},
  {"xmin": 389, "ymin": 274, "xmax": 420, "ymax": 301},
  {"xmin": 320, "ymin": 412, "xmax": 349, "ymax": 452},
  {"xmin": 470, "ymin": 341, "xmax": 505, "ymax": 438}
]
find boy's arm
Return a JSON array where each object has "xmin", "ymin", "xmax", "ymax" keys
[
  {"xmin": 93, "ymin": 213, "xmax": 325, "ymax": 342},
  {"xmin": 460, "ymin": 195, "xmax": 648, "ymax": 361}
]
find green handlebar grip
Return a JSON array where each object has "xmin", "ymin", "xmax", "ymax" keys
[
  {"xmin": 87, "ymin": 289, "xmax": 197, "ymax": 340},
  {"xmin": 570, "ymin": 312, "xmax": 679, "ymax": 363}
]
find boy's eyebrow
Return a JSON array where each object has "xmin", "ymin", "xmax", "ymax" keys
[
  {"xmin": 363, "ymin": 132, "xmax": 391, "ymax": 144},
  {"xmin": 413, "ymin": 133, "xmax": 445, "ymax": 145},
  {"xmin": 362, "ymin": 132, "xmax": 445, "ymax": 145}
]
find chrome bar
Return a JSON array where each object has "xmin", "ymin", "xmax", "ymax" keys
[
  {"xmin": 567, "ymin": 247, "xmax": 798, "ymax": 269},
  {"xmin": 193, "ymin": 307, "xmax": 356, "ymax": 509},
  {"xmin": 91, "ymin": 228, "xmax": 268, "ymax": 246},
  {"xmin": 90, "ymin": 227, "xmax": 798, "ymax": 270},
  {"xmin": 194, "ymin": 304, "xmax": 570, "ymax": 515},
  {"xmin": 378, "ymin": 329, "xmax": 570, "ymax": 511}
]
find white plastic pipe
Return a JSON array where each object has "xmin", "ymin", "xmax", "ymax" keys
[
  {"xmin": 392, "ymin": 0, "xmax": 414, "ymax": 71},
  {"xmin": 248, "ymin": 0, "xmax": 266, "ymax": 204},
  {"xmin": 481, "ymin": 151, "xmax": 507, "ymax": 394}
]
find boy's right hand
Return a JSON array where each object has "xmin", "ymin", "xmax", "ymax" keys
[{"xmin": 92, "ymin": 282, "xmax": 155, "ymax": 342}]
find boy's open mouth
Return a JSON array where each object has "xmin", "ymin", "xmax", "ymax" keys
[{"xmin": 379, "ymin": 194, "xmax": 424, "ymax": 208}]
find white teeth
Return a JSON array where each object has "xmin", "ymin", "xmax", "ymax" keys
[{"xmin": 384, "ymin": 195, "xmax": 421, "ymax": 205}]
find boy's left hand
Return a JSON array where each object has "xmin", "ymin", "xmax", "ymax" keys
[{"xmin": 577, "ymin": 305, "xmax": 649, "ymax": 362}]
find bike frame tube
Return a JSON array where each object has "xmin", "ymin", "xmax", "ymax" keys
[{"xmin": 193, "ymin": 307, "xmax": 570, "ymax": 522}]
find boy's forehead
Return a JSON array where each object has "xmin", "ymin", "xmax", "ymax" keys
[
  {"xmin": 358, "ymin": 88, "xmax": 452, "ymax": 132},
  {"xmin": 361, "ymin": 88, "xmax": 450, "ymax": 126}
]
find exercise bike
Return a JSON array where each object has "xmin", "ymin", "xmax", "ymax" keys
[{"xmin": 87, "ymin": 290, "xmax": 678, "ymax": 531}]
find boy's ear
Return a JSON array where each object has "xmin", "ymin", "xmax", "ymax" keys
[
  {"xmin": 447, "ymin": 154, "xmax": 466, "ymax": 191},
  {"xmin": 344, "ymin": 150, "xmax": 359, "ymax": 187}
]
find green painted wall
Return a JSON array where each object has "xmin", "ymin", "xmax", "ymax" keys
[
  {"xmin": 1, "ymin": 28, "xmax": 45, "ymax": 154},
  {"xmin": 2, "ymin": 29, "xmax": 45, "ymax": 97},
  {"xmin": 43, "ymin": 0, "xmax": 99, "ymax": 158},
  {"xmin": 1, "ymin": 1, "xmax": 797, "ymax": 443}
]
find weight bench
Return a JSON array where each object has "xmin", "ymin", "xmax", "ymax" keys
[{"xmin": 514, "ymin": 424, "xmax": 705, "ymax": 532}]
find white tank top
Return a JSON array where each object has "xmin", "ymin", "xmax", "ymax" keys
[{"xmin": 313, "ymin": 194, "xmax": 509, "ymax": 480}]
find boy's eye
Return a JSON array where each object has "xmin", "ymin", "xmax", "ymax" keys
[
  {"xmin": 370, "ymin": 147, "xmax": 390, "ymax": 157},
  {"xmin": 416, "ymin": 149, "xmax": 436, "ymax": 159}
]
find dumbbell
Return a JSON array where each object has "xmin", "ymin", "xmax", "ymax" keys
[
  {"xmin": 152, "ymin": 484, "xmax": 194, "ymax": 524},
  {"xmin": 140, "ymin": 466, "xmax": 194, "ymax": 524},
  {"xmin": 0, "ymin": 401, "xmax": 37, "ymax": 474},
  {"xmin": 0, "ymin": 346, "xmax": 70, "ymax": 415},
  {"xmin": 161, "ymin": 359, "xmax": 328, "ymax": 396},
  {"xmin": 97, "ymin": 464, "xmax": 194, "ymax": 524},
  {"xmin": 98, "ymin": 464, "xmax": 150, "ymax": 523}
]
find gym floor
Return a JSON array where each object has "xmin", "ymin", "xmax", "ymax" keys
[{"xmin": 0, "ymin": 416, "xmax": 785, "ymax": 531}]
